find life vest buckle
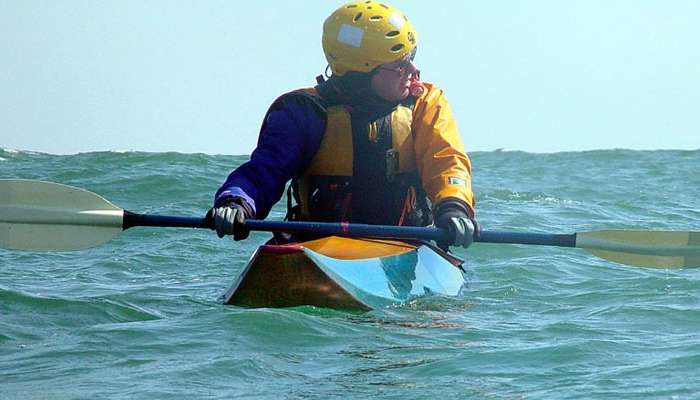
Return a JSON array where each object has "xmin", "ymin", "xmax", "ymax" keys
[{"xmin": 385, "ymin": 149, "xmax": 400, "ymax": 183}]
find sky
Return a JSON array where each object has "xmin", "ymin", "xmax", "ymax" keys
[{"xmin": 1, "ymin": 0, "xmax": 698, "ymax": 155}]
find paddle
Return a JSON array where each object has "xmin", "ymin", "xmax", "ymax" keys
[{"xmin": 1, "ymin": 179, "xmax": 698, "ymax": 268}]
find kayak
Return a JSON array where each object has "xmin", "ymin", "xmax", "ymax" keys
[{"xmin": 223, "ymin": 236, "xmax": 467, "ymax": 310}]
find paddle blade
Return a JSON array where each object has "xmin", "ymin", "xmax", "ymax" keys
[
  {"xmin": 576, "ymin": 230, "xmax": 700, "ymax": 268},
  {"xmin": 0, "ymin": 180, "xmax": 124, "ymax": 251}
]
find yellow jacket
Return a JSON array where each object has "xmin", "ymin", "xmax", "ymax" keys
[{"xmin": 412, "ymin": 83, "xmax": 475, "ymax": 215}]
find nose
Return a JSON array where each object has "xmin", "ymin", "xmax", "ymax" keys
[{"xmin": 405, "ymin": 61, "xmax": 418, "ymax": 75}]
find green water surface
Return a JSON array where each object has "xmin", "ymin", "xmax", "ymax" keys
[{"xmin": 1, "ymin": 148, "xmax": 699, "ymax": 399}]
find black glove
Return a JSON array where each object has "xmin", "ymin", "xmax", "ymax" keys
[
  {"xmin": 206, "ymin": 198, "xmax": 254, "ymax": 241},
  {"xmin": 434, "ymin": 201, "xmax": 477, "ymax": 250}
]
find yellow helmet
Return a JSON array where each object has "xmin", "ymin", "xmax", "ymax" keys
[{"xmin": 322, "ymin": 1, "xmax": 418, "ymax": 76}]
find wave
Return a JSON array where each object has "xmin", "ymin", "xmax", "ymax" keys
[{"xmin": 0, "ymin": 287, "xmax": 164, "ymax": 333}]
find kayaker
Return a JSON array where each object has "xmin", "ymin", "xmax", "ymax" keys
[{"xmin": 209, "ymin": 1, "xmax": 476, "ymax": 250}]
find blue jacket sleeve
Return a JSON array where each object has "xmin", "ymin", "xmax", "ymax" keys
[{"xmin": 214, "ymin": 95, "xmax": 326, "ymax": 219}]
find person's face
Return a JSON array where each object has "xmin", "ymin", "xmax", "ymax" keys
[{"xmin": 370, "ymin": 50, "xmax": 418, "ymax": 102}]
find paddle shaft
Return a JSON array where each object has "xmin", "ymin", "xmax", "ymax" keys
[
  {"xmin": 123, "ymin": 212, "xmax": 209, "ymax": 229},
  {"xmin": 476, "ymin": 230, "xmax": 576, "ymax": 247},
  {"xmin": 122, "ymin": 212, "xmax": 577, "ymax": 247},
  {"xmin": 123, "ymin": 212, "xmax": 450, "ymax": 242}
]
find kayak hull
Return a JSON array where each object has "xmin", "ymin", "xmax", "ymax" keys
[{"xmin": 224, "ymin": 236, "xmax": 466, "ymax": 310}]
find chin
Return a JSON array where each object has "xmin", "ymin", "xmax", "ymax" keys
[
  {"xmin": 386, "ymin": 87, "xmax": 408, "ymax": 101},
  {"xmin": 377, "ymin": 88, "xmax": 410, "ymax": 102},
  {"xmin": 397, "ymin": 88, "xmax": 410, "ymax": 100}
]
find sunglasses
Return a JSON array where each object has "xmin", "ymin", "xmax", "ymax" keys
[{"xmin": 379, "ymin": 49, "xmax": 417, "ymax": 75}]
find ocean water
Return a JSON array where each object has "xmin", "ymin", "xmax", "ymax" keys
[{"xmin": 1, "ymin": 148, "xmax": 699, "ymax": 399}]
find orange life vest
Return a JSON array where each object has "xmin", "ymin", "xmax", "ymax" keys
[{"xmin": 287, "ymin": 88, "xmax": 432, "ymax": 226}]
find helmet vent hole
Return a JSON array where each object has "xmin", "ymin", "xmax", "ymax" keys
[
  {"xmin": 380, "ymin": 3, "xmax": 389, "ymax": 9},
  {"xmin": 353, "ymin": 12, "xmax": 363, "ymax": 22},
  {"xmin": 390, "ymin": 44, "xmax": 405, "ymax": 52},
  {"xmin": 369, "ymin": 15, "xmax": 383, "ymax": 21},
  {"xmin": 346, "ymin": 4, "xmax": 358, "ymax": 8},
  {"xmin": 385, "ymin": 30, "xmax": 400, "ymax": 38}
]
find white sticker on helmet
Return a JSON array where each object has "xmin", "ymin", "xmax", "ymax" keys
[
  {"xmin": 337, "ymin": 24, "xmax": 364, "ymax": 48},
  {"xmin": 388, "ymin": 13, "xmax": 405, "ymax": 30}
]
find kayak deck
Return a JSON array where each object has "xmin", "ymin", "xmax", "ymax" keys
[{"xmin": 224, "ymin": 236, "xmax": 466, "ymax": 310}]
